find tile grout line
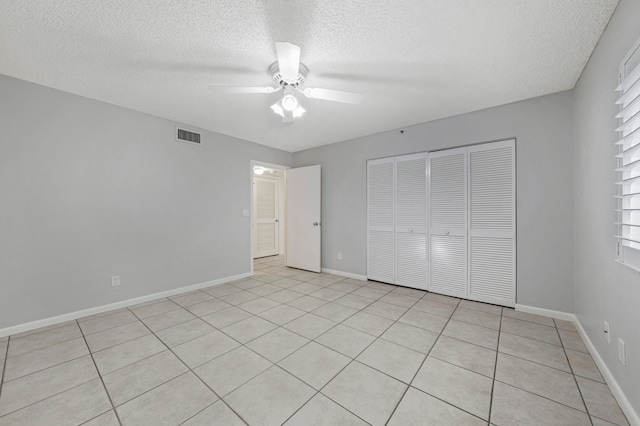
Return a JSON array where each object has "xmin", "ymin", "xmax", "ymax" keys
[
  {"xmin": 3, "ymin": 326, "xmax": 88, "ymax": 360},
  {"xmin": 275, "ymin": 274, "xmax": 488, "ymax": 424},
  {"xmin": 252, "ymin": 274, "xmax": 416, "ymax": 425},
  {"xmin": 486, "ymin": 306, "xmax": 504, "ymax": 424},
  {"xmin": 491, "ymin": 319, "xmax": 604, "ymax": 422},
  {"xmin": 554, "ymin": 319, "xmax": 595, "ymax": 425},
  {"xmin": 76, "ymin": 319, "xmax": 124, "ymax": 426},
  {"xmin": 126, "ymin": 306, "xmax": 252, "ymax": 426},
  {"xmin": 494, "ymin": 315, "xmax": 605, "ymax": 419},
  {"xmin": 0, "ymin": 352, "xmax": 116, "ymax": 419},
  {"xmin": 381, "ymin": 298, "xmax": 492, "ymax": 426},
  {"xmin": 278, "ymin": 297, "xmax": 403, "ymax": 425},
  {"xmin": 283, "ymin": 285, "xmax": 457, "ymax": 425},
  {"xmin": 0, "ymin": 335, "xmax": 10, "ymax": 401}
]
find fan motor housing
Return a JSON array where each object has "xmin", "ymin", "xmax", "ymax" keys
[{"xmin": 270, "ymin": 62, "xmax": 308, "ymax": 87}]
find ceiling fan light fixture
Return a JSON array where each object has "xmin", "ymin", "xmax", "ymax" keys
[
  {"xmin": 281, "ymin": 93, "xmax": 298, "ymax": 112},
  {"xmin": 270, "ymin": 101, "xmax": 284, "ymax": 118},
  {"xmin": 292, "ymin": 104, "xmax": 305, "ymax": 118}
]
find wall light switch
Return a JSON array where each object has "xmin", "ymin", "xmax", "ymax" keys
[
  {"xmin": 242, "ymin": 209, "xmax": 249, "ymax": 217},
  {"xmin": 604, "ymin": 321, "xmax": 610, "ymax": 343},
  {"xmin": 337, "ymin": 252, "xmax": 343, "ymax": 261},
  {"xmin": 111, "ymin": 276, "xmax": 120, "ymax": 287},
  {"xmin": 618, "ymin": 338, "xmax": 626, "ymax": 365}
]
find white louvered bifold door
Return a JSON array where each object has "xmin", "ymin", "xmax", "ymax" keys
[
  {"xmin": 467, "ymin": 140, "xmax": 516, "ymax": 307},
  {"xmin": 367, "ymin": 158, "xmax": 395, "ymax": 284},
  {"xmin": 428, "ymin": 147, "xmax": 468, "ymax": 298},
  {"xmin": 395, "ymin": 153, "xmax": 428, "ymax": 289}
]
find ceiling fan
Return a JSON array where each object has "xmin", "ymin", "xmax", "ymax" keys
[{"xmin": 210, "ymin": 42, "xmax": 363, "ymax": 123}]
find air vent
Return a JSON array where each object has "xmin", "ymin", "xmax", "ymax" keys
[{"xmin": 176, "ymin": 127, "xmax": 201, "ymax": 144}]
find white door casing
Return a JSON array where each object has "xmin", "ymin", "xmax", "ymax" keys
[
  {"xmin": 253, "ymin": 176, "xmax": 279, "ymax": 258},
  {"xmin": 286, "ymin": 165, "xmax": 321, "ymax": 272}
]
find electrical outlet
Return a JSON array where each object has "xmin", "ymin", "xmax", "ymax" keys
[
  {"xmin": 604, "ymin": 321, "xmax": 610, "ymax": 343},
  {"xmin": 111, "ymin": 276, "xmax": 120, "ymax": 287},
  {"xmin": 337, "ymin": 252, "xmax": 343, "ymax": 261},
  {"xmin": 618, "ymin": 338, "xmax": 626, "ymax": 365}
]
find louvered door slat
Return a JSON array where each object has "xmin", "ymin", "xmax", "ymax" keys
[
  {"xmin": 430, "ymin": 152, "xmax": 466, "ymax": 231},
  {"xmin": 430, "ymin": 235, "xmax": 467, "ymax": 297},
  {"xmin": 367, "ymin": 158, "xmax": 395, "ymax": 283},
  {"xmin": 256, "ymin": 180, "xmax": 276, "ymax": 219},
  {"xmin": 429, "ymin": 147, "xmax": 467, "ymax": 297},
  {"xmin": 469, "ymin": 237, "xmax": 514, "ymax": 304},
  {"xmin": 254, "ymin": 177, "xmax": 279, "ymax": 258},
  {"xmin": 396, "ymin": 155, "xmax": 427, "ymax": 228},
  {"xmin": 468, "ymin": 140, "xmax": 516, "ymax": 307},
  {"xmin": 368, "ymin": 161, "xmax": 394, "ymax": 228},
  {"xmin": 396, "ymin": 232, "xmax": 426, "ymax": 289},
  {"xmin": 469, "ymin": 147, "xmax": 514, "ymax": 231},
  {"xmin": 395, "ymin": 153, "xmax": 427, "ymax": 289}
]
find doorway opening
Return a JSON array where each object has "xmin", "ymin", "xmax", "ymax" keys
[
  {"xmin": 250, "ymin": 161, "xmax": 322, "ymax": 274},
  {"xmin": 251, "ymin": 161, "xmax": 288, "ymax": 272}
]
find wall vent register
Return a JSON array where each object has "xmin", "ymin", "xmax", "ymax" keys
[{"xmin": 176, "ymin": 127, "xmax": 201, "ymax": 144}]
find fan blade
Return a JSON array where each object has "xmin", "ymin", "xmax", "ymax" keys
[
  {"xmin": 209, "ymin": 86, "xmax": 279, "ymax": 94},
  {"xmin": 301, "ymin": 87, "xmax": 362, "ymax": 105},
  {"xmin": 275, "ymin": 42, "xmax": 301, "ymax": 84}
]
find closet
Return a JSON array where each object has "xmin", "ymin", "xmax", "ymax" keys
[{"xmin": 367, "ymin": 139, "xmax": 515, "ymax": 307}]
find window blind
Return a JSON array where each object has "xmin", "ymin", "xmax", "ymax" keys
[{"xmin": 615, "ymin": 43, "xmax": 640, "ymax": 265}]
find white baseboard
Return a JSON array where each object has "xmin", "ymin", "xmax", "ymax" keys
[
  {"xmin": 574, "ymin": 319, "xmax": 640, "ymax": 425},
  {"xmin": 321, "ymin": 268, "xmax": 367, "ymax": 281},
  {"xmin": 0, "ymin": 272, "xmax": 251, "ymax": 338},
  {"xmin": 515, "ymin": 304, "xmax": 577, "ymax": 322}
]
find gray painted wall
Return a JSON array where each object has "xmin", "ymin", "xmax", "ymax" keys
[
  {"xmin": 573, "ymin": 0, "xmax": 640, "ymax": 413},
  {"xmin": 293, "ymin": 90, "xmax": 575, "ymax": 312},
  {"xmin": 0, "ymin": 74, "xmax": 292, "ymax": 329}
]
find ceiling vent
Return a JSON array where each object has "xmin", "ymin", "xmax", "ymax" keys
[{"xmin": 176, "ymin": 127, "xmax": 201, "ymax": 144}]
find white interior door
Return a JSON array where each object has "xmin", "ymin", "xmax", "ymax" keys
[
  {"xmin": 395, "ymin": 153, "xmax": 428, "ymax": 289},
  {"xmin": 429, "ymin": 147, "xmax": 468, "ymax": 298},
  {"xmin": 367, "ymin": 158, "xmax": 395, "ymax": 283},
  {"xmin": 286, "ymin": 165, "xmax": 321, "ymax": 272},
  {"xmin": 468, "ymin": 140, "xmax": 516, "ymax": 307},
  {"xmin": 253, "ymin": 177, "xmax": 279, "ymax": 258}
]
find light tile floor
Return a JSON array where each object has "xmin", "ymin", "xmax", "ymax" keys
[{"xmin": 0, "ymin": 255, "xmax": 630, "ymax": 425}]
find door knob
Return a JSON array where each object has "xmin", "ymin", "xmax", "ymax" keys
[
  {"xmin": 445, "ymin": 231, "xmax": 450, "ymax": 235},
  {"xmin": 313, "ymin": 222, "xmax": 320, "ymax": 226}
]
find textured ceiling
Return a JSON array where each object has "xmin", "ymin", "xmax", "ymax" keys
[{"xmin": 0, "ymin": 0, "xmax": 618, "ymax": 152}]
